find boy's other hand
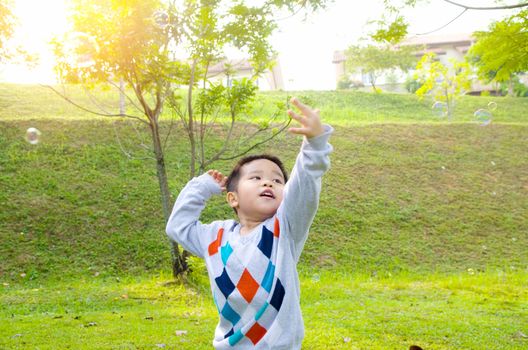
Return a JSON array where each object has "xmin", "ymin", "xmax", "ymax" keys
[
  {"xmin": 287, "ymin": 97, "xmax": 324, "ymax": 139},
  {"xmin": 207, "ymin": 170, "xmax": 227, "ymax": 192}
]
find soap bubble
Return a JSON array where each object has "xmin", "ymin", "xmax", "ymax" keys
[
  {"xmin": 474, "ymin": 108, "xmax": 492, "ymax": 126},
  {"xmin": 431, "ymin": 101, "xmax": 447, "ymax": 118},
  {"xmin": 487, "ymin": 101, "xmax": 497, "ymax": 111},
  {"xmin": 26, "ymin": 127, "xmax": 41, "ymax": 145},
  {"xmin": 63, "ymin": 32, "xmax": 99, "ymax": 68},
  {"xmin": 153, "ymin": 10, "xmax": 169, "ymax": 29}
]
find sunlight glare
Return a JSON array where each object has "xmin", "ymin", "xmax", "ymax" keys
[{"xmin": 1, "ymin": 0, "xmax": 69, "ymax": 83}]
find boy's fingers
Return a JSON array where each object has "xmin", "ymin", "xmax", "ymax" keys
[
  {"xmin": 288, "ymin": 127, "xmax": 307, "ymax": 135},
  {"xmin": 290, "ymin": 97, "xmax": 312, "ymax": 115},
  {"xmin": 288, "ymin": 110, "xmax": 306, "ymax": 124}
]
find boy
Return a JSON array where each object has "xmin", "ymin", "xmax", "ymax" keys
[{"xmin": 166, "ymin": 97, "xmax": 333, "ymax": 349}]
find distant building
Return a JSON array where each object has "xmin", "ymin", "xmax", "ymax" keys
[
  {"xmin": 399, "ymin": 33, "xmax": 474, "ymax": 65},
  {"xmin": 333, "ymin": 33, "xmax": 479, "ymax": 92},
  {"xmin": 207, "ymin": 59, "xmax": 284, "ymax": 91}
]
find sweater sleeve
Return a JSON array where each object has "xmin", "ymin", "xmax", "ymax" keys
[
  {"xmin": 165, "ymin": 173, "xmax": 223, "ymax": 258},
  {"xmin": 277, "ymin": 124, "xmax": 333, "ymax": 260}
]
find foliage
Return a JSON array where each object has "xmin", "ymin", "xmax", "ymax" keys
[
  {"xmin": 344, "ymin": 44, "xmax": 417, "ymax": 91},
  {"xmin": 49, "ymin": 0, "xmax": 329, "ymax": 276},
  {"xmin": 0, "ymin": 0, "xmax": 15, "ymax": 61},
  {"xmin": 336, "ymin": 76, "xmax": 352, "ymax": 90},
  {"xmin": 499, "ymin": 75, "xmax": 528, "ymax": 97},
  {"xmin": 373, "ymin": 0, "xmax": 528, "ymax": 44},
  {"xmin": 414, "ymin": 52, "xmax": 472, "ymax": 119},
  {"xmin": 468, "ymin": 10, "xmax": 528, "ymax": 88},
  {"xmin": 404, "ymin": 76, "xmax": 422, "ymax": 93},
  {"xmin": 370, "ymin": 15, "xmax": 409, "ymax": 45},
  {"xmin": 184, "ymin": 77, "xmax": 291, "ymax": 173}
]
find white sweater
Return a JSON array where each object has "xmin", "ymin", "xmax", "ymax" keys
[{"xmin": 166, "ymin": 125, "xmax": 333, "ymax": 349}]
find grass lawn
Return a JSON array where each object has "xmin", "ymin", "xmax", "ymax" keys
[
  {"xmin": 1, "ymin": 83, "xmax": 527, "ymax": 349},
  {"xmin": 1, "ymin": 271, "xmax": 527, "ymax": 349}
]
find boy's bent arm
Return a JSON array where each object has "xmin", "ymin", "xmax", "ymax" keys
[
  {"xmin": 278, "ymin": 124, "xmax": 333, "ymax": 257},
  {"xmin": 165, "ymin": 173, "xmax": 222, "ymax": 258}
]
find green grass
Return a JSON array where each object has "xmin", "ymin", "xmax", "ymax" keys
[
  {"xmin": 1, "ymin": 83, "xmax": 527, "ymax": 348},
  {"xmin": 1, "ymin": 271, "xmax": 526, "ymax": 349}
]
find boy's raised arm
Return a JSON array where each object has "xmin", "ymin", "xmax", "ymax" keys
[
  {"xmin": 279, "ymin": 98, "xmax": 333, "ymax": 258},
  {"xmin": 165, "ymin": 170, "xmax": 227, "ymax": 258}
]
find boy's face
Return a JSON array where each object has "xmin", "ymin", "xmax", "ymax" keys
[{"xmin": 227, "ymin": 159, "xmax": 285, "ymax": 222}]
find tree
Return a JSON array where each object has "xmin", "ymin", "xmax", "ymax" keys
[
  {"xmin": 468, "ymin": 10, "xmax": 528, "ymax": 96},
  {"xmin": 0, "ymin": 0, "xmax": 16, "ymax": 62},
  {"xmin": 344, "ymin": 44, "xmax": 417, "ymax": 92},
  {"xmin": 414, "ymin": 52, "xmax": 471, "ymax": 120},
  {"xmin": 51, "ymin": 0, "xmax": 327, "ymax": 277},
  {"xmin": 371, "ymin": 0, "xmax": 528, "ymax": 44}
]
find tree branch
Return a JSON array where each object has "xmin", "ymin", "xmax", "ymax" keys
[
  {"xmin": 106, "ymin": 78, "xmax": 144, "ymax": 114},
  {"xmin": 212, "ymin": 117, "xmax": 292, "ymax": 163},
  {"xmin": 442, "ymin": 0, "xmax": 528, "ymax": 10},
  {"xmin": 42, "ymin": 84, "xmax": 149, "ymax": 125},
  {"xmin": 416, "ymin": 8, "xmax": 467, "ymax": 35}
]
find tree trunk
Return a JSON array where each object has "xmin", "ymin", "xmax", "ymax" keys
[
  {"xmin": 149, "ymin": 119, "xmax": 188, "ymax": 276},
  {"xmin": 187, "ymin": 60, "xmax": 197, "ymax": 179},
  {"xmin": 119, "ymin": 79, "xmax": 126, "ymax": 116},
  {"xmin": 508, "ymin": 78, "xmax": 514, "ymax": 96}
]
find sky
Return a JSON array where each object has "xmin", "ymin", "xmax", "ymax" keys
[{"xmin": 0, "ymin": 0, "xmax": 517, "ymax": 90}]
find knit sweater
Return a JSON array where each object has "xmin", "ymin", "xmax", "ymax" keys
[{"xmin": 166, "ymin": 125, "xmax": 333, "ymax": 349}]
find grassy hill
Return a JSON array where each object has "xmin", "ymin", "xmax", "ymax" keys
[
  {"xmin": 1, "ymin": 84, "xmax": 527, "ymax": 349},
  {"xmin": 1, "ymin": 83, "xmax": 527, "ymax": 281}
]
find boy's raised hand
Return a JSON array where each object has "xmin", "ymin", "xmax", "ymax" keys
[
  {"xmin": 207, "ymin": 170, "xmax": 227, "ymax": 192},
  {"xmin": 287, "ymin": 97, "xmax": 325, "ymax": 139}
]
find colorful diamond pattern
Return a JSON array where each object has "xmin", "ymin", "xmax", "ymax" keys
[
  {"xmin": 221, "ymin": 242, "xmax": 233, "ymax": 265},
  {"xmin": 221, "ymin": 302, "xmax": 241, "ymax": 325},
  {"xmin": 257, "ymin": 226, "xmax": 274, "ymax": 258},
  {"xmin": 215, "ymin": 268, "xmax": 235, "ymax": 298},
  {"xmin": 208, "ymin": 228, "xmax": 224, "ymax": 256},
  {"xmin": 237, "ymin": 269, "xmax": 259, "ymax": 303},
  {"xmin": 208, "ymin": 218, "xmax": 285, "ymax": 347},
  {"xmin": 246, "ymin": 322, "xmax": 267, "ymax": 345}
]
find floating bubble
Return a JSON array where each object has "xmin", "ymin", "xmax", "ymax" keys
[
  {"xmin": 474, "ymin": 108, "xmax": 492, "ymax": 126},
  {"xmin": 25, "ymin": 127, "xmax": 41, "ymax": 145},
  {"xmin": 63, "ymin": 32, "xmax": 99, "ymax": 68},
  {"xmin": 488, "ymin": 101, "xmax": 497, "ymax": 111},
  {"xmin": 153, "ymin": 10, "xmax": 169, "ymax": 29},
  {"xmin": 431, "ymin": 101, "xmax": 448, "ymax": 118}
]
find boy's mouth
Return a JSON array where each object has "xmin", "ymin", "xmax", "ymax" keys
[{"xmin": 260, "ymin": 189, "xmax": 275, "ymax": 199}]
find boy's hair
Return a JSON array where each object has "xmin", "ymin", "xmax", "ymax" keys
[{"xmin": 226, "ymin": 154, "xmax": 289, "ymax": 193}]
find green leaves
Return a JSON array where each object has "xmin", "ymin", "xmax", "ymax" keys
[
  {"xmin": 344, "ymin": 43, "xmax": 417, "ymax": 91},
  {"xmin": 370, "ymin": 16, "xmax": 409, "ymax": 45},
  {"xmin": 468, "ymin": 10, "xmax": 528, "ymax": 84},
  {"xmin": 414, "ymin": 52, "xmax": 471, "ymax": 119}
]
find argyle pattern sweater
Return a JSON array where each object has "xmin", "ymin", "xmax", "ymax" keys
[{"xmin": 166, "ymin": 125, "xmax": 333, "ymax": 349}]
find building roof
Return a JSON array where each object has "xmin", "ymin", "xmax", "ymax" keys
[
  {"xmin": 208, "ymin": 59, "xmax": 253, "ymax": 74},
  {"xmin": 400, "ymin": 33, "xmax": 474, "ymax": 47},
  {"xmin": 332, "ymin": 50, "xmax": 346, "ymax": 64},
  {"xmin": 332, "ymin": 33, "xmax": 474, "ymax": 64}
]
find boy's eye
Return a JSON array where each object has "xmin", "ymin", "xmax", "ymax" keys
[
  {"xmin": 273, "ymin": 179, "xmax": 283, "ymax": 184},
  {"xmin": 251, "ymin": 176, "xmax": 261, "ymax": 180}
]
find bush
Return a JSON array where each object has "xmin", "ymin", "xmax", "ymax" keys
[
  {"xmin": 337, "ymin": 76, "xmax": 352, "ymax": 90},
  {"xmin": 499, "ymin": 76, "xmax": 528, "ymax": 97},
  {"xmin": 404, "ymin": 77, "xmax": 422, "ymax": 93}
]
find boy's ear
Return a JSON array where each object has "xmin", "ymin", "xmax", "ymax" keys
[{"xmin": 226, "ymin": 191, "xmax": 238, "ymax": 209}]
